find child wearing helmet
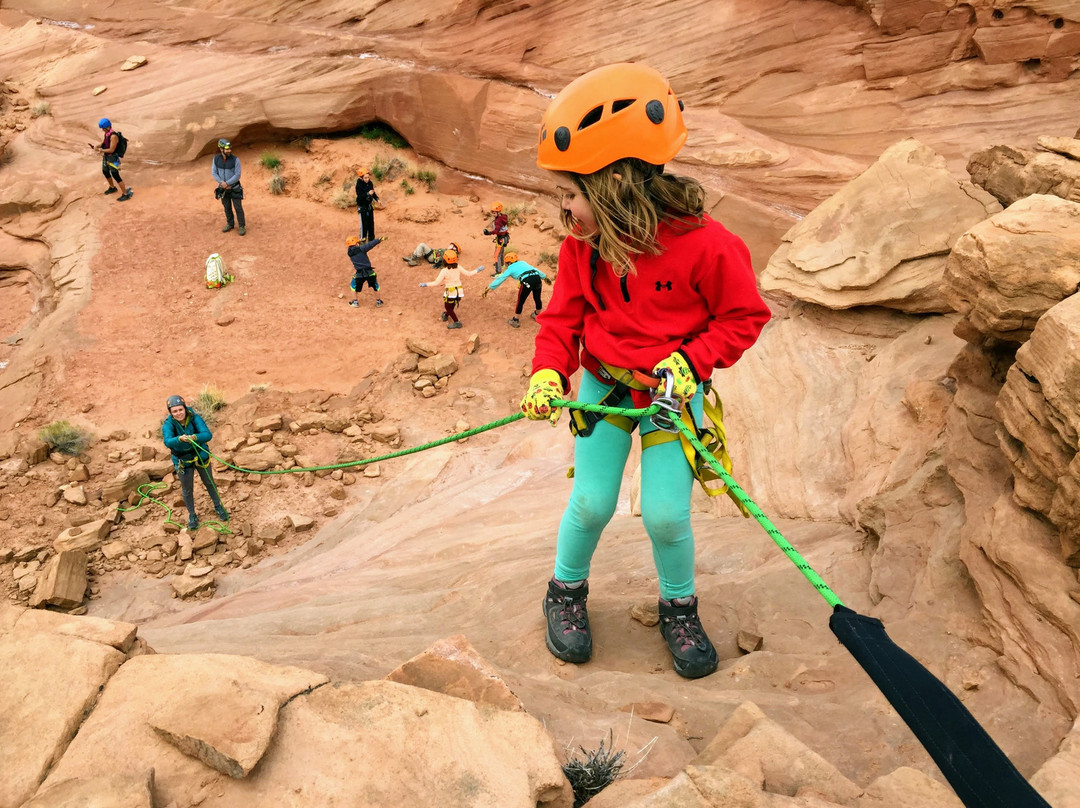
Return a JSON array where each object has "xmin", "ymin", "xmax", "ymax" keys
[
  {"xmin": 346, "ymin": 235, "xmax": 384, "ymax": 307},
  {"xmin": 162, "ymin": 395, "xmax": 228, "ymax": 531},
  {"xmin": 521, "ymin": 63, "xmax": 771, "ymax": 679},
  {"xmin": 418, "ymin": 248, "xmax": 483, "ymax": 329},
  {"xmin": 483, "ymin": 250, "xmax": 550, "ymax": 328},
  {"xmin": 483, "ymin": 203, "xmax": 511, "ymax": 275},
  {"xmin": 94, "ymin": 118, "xmax": 133, "ymax": 201},
  {"xmin": 401, "ymin": 241, "xmax": 460, "ymax": 268},
  {"xmin": 355, "ymin": 168, "xmax": 380, "ymax": 241}
]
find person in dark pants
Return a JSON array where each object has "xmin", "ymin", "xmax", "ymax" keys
[
  {"xmin": 483, "ymin": 250, "xmax": 550, "ymax": 327},
  {"xmin": 212, "ymin": 139, "xmax": 246, "ymax": 235},
  {"xmin": 355, "ymin": 169, "xmax": 379, "ymax": 241},
  {"xmin": 95, "ymin": 118, "xmax": 132, "ymax": 200},
  {"xmin": 346, "ymin": 235, "xmax": 384, "ymax": 307},
  {"xmin": 161, "ymin": 394, "xmax": 228, "ymax": 531}
]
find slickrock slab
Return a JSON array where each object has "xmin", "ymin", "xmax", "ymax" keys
[{"xmin": 22, "ymin": 769, "xmax": 155, "ymax": 808}]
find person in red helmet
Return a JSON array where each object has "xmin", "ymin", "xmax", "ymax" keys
[{"xmin": 522, "ymin": 63, "xmax": 771, "ymax": 679}]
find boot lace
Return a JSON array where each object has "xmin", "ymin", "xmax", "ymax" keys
[
  {"xmin": 552, "ymin": 595, "xmax": 588, "ymax": 635},
  {"xmin": 664, "ymin": 613, "xmax": 707, "ymax": 652}
]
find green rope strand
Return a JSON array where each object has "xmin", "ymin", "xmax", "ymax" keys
[{"xmin": 672, "ymin": 417, "xmax": 844, "ymax": 608}]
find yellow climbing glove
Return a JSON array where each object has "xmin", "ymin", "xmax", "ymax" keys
[
  {"xmin": 651, "ymin": 351, "xmax": 698, "ymax": 403},
  {"xmin": 482, "ymin": 287, "xmax": 490, "ymax": 299},
  {"xmin": 521, "ymin": 369, "xmax": 564, "ymax": 426}
]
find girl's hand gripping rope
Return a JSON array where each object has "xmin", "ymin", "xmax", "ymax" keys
[
  {"xmin": 651, "ymin": 352, "xmax": 697, "ymax": 403},
  {"xmin": 521, "ymin": 369, "xmax": 564, "ymax": 426}
]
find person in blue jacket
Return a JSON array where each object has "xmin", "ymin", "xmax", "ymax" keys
[
  {"xmin": 162, "ymin": 395, "xmax": 228, "ymax": 531},
  {"xmin": 482, "ymin": 250, "xmax": 550, "ymax": 327},
  {"xmin": 212, "ymin": 138, "xmax": 246, "ymax": 235}
]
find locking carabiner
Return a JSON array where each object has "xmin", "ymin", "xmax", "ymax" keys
[{"xmin": 650, "ymin": 368, "xmax": 682, "ymax": 433}]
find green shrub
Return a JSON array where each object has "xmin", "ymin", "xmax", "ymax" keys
[
  {"xmin": 562, "ymin": 734, "xmax": 625, "ymax": 807},
  {"xmin": 358, "ymin": 122, "xmax": 408, "ymax": 148},
  {"xmin": 30, "ymin": 101, "xmax": 51, "ymax": 118},
  {"xmin": 189, "ymin": 385, "xmax": 227, "ymax": 421},
  {"xmin": 39, "ymin": 420, "xmax": 91, "ymax": 456},
  {"xmin": 269, "ymin": 173, "xmax": 286, "ymax": 195},
  {"xmin": 401, "ymin": 179, "xmax": 415, "ymax": 195},
  {"xmin": 506, "ymin": 203, "xmax": 533, "ymax": 226},
  {"xmin": 260, "ymin": 152, "xmax": 282, "ymax": 170},
  {"xmin": 370, "ymin": 156, "xmax": 387, "ymax": 182},
  {"xmin": 413, "ymin": 168, "xmax": 437, "ymax": 191}
]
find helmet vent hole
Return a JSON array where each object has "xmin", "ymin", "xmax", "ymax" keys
[
  {"xmin": 611, "ymin": 98, "xmax": 635, "ymax": 114},
  {"xmin": 578, "ymin": 105, "xmax": 604, "ymax": 130},
  {"xmin": 554, "ymin": 126, "xmax": 571, "ymax": 152},
  {"xmin": 678, "ymin": 99, "xmax": 684, "ymax": 111},
  {"xmin": 645, "ymin": 100, "xmax": 665, "ymax": 124},
  {"xmin": 540, "ymin": 126, "xmax": 547, "ymax": 142}
]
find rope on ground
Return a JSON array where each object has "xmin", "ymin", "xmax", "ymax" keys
[{"xmin": 117, "ymin": 481, "xmax": 232, "ymax": 534}]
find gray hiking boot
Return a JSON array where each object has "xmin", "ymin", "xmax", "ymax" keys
[
  {"xmin": 402, "ymin": 255, "xmax": 421, "ymax": 266},
  {"xmin": 658, "ymin": 596, "xmax": 719, "ymax": 679},
  {"xmin": 544, "ymin": 578, "xmax": 592, "ymax": 663}
]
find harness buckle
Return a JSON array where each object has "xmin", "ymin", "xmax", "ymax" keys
[{"xmin": 650, "ymin": 369, "xmax": 682, "ymax": 433}]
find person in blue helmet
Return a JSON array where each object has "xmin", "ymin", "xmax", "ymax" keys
[
  {"xmin": 212, "ymin": 138, "xmax": 246, "ymax": 235},
  {"xmin": 161, "ymin": 395, "xmax": 228, "ymax": 531},
  {"xmin": 94, "ymin": 118, "xmax": 132, "ymax": 201}
]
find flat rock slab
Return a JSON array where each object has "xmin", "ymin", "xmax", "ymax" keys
[{"xmin": 23, "ymin": 769, "xmax": 155, "ymax": 808}]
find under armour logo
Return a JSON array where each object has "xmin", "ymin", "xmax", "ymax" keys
[{"xmin": 655, "ymin": 281, "xmax": 673, "ymax": 291}]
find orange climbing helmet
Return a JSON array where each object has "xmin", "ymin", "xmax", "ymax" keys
[
  {"xmin": 448, "ymin": 241, "xmax": 461, "ymax": 254},
  {"xmin": 504, "ymin": 251, "xmax": 519, "ymax": 264},
  {"xmin": 345, "ymin": 236, "xmax": 361, "ymax": 246},
  {"xmin": 489, "ymin": 203, "xmax": 503, "ymax": 213},
  {"xmin": 443, "ymin": 248, "xmax": 458, "ymax": 263},
  {"xmin": 537, "ymin": 62, "xmax": 687, "ymax": 175}
]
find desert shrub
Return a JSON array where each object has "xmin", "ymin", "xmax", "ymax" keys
[
  {"xmin": 189, "ymin": 385, "xmax": 227, "ymax": 422},
  {"xmin": 290, "ymin": 135, "xmax": 313, "ymax": 151},
  {"xmin": 260, "ymin": 152, "xmax": 282, "ymax": 170},
  {"xmin": 538, "ymin": 252, "xmax": 559, "ymax": 269},
  {"xmin": 562, "ymin": 734, "xmax": 625, "ymax": 807},
  {"xmin": 314, "ymin": 174, "xmax": 332, "ymax": 187},
  {"xmin": 413, "ymin": 168, "xmax": 437, "ymax": 191},
  {"xmin": 249, "ymin": 383, "xmax": 269, "ymax": 392},
  {"xmin": 401, "ymin": 179, "xmax": 415, "ymax": 195},
  {"xmin": 370, "ymin": 156, "xmax": 387, "ymax": 181},
  {"xmin": 358, "ymin": 122, "xmax": 408, "ymax": 148},
  {"xmin": 332, "ymin": 186, "xmax": 353, "ymax": 209},
  {"xmin": 30, "ymin": 101, "xmax": 51, "ymax": 118},
  {"xmin": 269, "ymin": 173, "xmax": 286, "ymax": 195},
  {"xmin": 39, "ymin": 420, "xmax": 91, "ymax": 456},
  {"xmin": 506, "ymin": 202, "xmax": 534, "ymax": 226}
]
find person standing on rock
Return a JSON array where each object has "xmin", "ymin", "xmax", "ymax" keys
[
  {"xmin": 212, "ymin": 139, "xmax": 246, "ymax": 235},
  {"xmin": 346, "ymin": 235, "xmax": 384, "ymax": 308},
  {"xmin": 162, "ymin": 395, "xmax": 229, "ymax": 531},
  {"xmin": 95, "ymin": 118, "xmax": 132, "ymax": 201},
  {"xmin": 355, "ymin": 168, "xmax": 379, "ymax": 242},
  {"xmin": 483, "ymin": 250, "xmax": 550, "ymax": 328},
  {"xmin": 521, "ymin": 63, "xmax": 770, "ymax": 679},
  {"xmin": 419, "ymin": 248, "xmax": 483, "ymax": 328}
]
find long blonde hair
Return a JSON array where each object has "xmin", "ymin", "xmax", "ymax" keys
[{"xmin": 561, "ymin": 158, "xmax": 706, "ymax": 275}]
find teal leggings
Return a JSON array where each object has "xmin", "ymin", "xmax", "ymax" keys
[{"xmin": 554, "ymin": 370, "xmax": 704, "ymax": 599}]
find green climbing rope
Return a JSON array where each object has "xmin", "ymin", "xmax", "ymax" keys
[{"xmin": 145, "ymin": 397, "xmax": 842, "ymax": 609}]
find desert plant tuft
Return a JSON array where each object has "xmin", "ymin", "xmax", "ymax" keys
[
  {"xmin": 332, "ymin": 187, "xmax": 353, "ymax": 209},
  {"xmin": 260, "ymin": 152, "xmax": 282, "ymax": 170},
  {"xmin": 401, "ymin": 179, "xmax": 415, "ymax": 195},
  {"xmin": 358, "ymin": 122, "xmax": 408, "ymax": 148},
  {"xmin": 290, "ymin": 135, "xmax": 313, "ymax": 151},
  {"xmin": 39, "ymin": 420, "xmax": 92, "ymax": 456},
  {"xmin": 31, "ymin": 101, "xmax": 51, "ymax": 118},
  {"xmin": 249, "ymin": 383, "xmax": 269, "ymax": 392},
  {"xmin": 562, "ymin": 734, "xmax": 625, "ymax": 807},
  {"xmin": 269, "ymin": 173, "xmax": 286, "ymax": 195},
  {"xmin": 413, "ymin": 168, "xmax": 437, "ymax": 191},
  {"xmin": 506, "ymin": 202, "xmax": 534, "ymax": 226},
  {"xmin": 189, "ymin": 385, "xmax": 227, "ymax": 421},
  {"xmin": 538, "ymin": 251, "xmax": 559, "ymax": 269}
]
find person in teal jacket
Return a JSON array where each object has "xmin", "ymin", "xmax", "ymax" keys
[
  {"xmin": 482, "ymin": 250, "xmax": 550, "ymax": 327},
  {"xmin": 162, "ymin": 394, "xmax": 228, "ymax": 530}
]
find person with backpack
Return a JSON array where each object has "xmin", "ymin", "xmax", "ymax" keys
[
  {"xmin": 482, "ymin": 250, "xmax": 550, "ymax": 327},
  {"xmin": 94, "ymin": 118, "xmax": 132, "ymax": 201},
  {"xmin": 483, "ymin": 203, "xmax": 511, "ymax": 275},
  {"xmin": 162, "ymin": 395, "xmax": 228, "ymax": 531},
  {"xmin": 346, "ymin": 235, "xmax": 384, "ymax": 308},
  {"xmin": 355, "ymin": 168, "xmax": 380, "ymax": 242},
  {"xmin": 212, "ymin": 139, "xmax": 246, "ymax": 235}
]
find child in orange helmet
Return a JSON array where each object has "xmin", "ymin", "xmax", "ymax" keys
[
  {"xmin": 346, "ymin": 235, "xmax": 383, "ymax": 307},
  {"xmin": 418, "ymin": 248, "xmax": 483, "ymax": 328},
  {"xmin": 521, "ymin": 63, "xmax": 771, "ymax": 679},
  {"xmin": 483, "ymin": 202, "xmax": 511, "ymax": 275}
]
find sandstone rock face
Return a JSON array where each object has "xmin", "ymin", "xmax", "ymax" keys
[
  {"xmin": 968, "ymin": 142, "xmax": 1080, "ymax": 207},
  {"xmin": 0, "ymin": 606, "xmax": 128, "ymax": 808},
  {"xmin": 944, "ymin": 195, "xmax": 1080, "ymax": 346},
  {"xmin": 21, "ymin": 770, "xmax": 155, "ymax": 808},
  {"xmin": 762, "ymin": 140, "xmax": 1000, "ymax": 312}
]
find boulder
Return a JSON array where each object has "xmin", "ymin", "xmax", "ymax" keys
[
  {"xmin": 944, "ymin": 195, "xmax": 1080, "ymax": 346},
  {"xmin": 22, "ymin": 769, "xmax": 155, "ymax": 808},
  {"xmin": 967, "ymin": 143, "xmax": 1080, "ymax": 207},
  {"xmin": 171, "ymin": 574, "xmax": 216, "ymax": 599},
  {"xmin": 252, "ymin": 414, "xmax": 284, "ymax": 431},
  {"xmin": 54, "ymin": 519, "xmax": 111, "ymax": 553},
  {"xmin": 417, "ymin": 353, "xmax": 459, "ymax": 378},
  {"xmin": 231, "ymin": 443, "xmax": 284, "ymax": 471},
  {"xmin": 405, "ymin": 337, "xmax": 437, "ymax": 357},
  {"xmin": 102, "ymin": 469, "xmax": 150, "ymax": 504},
  {"xmin": 762, "ymin": 139, "xmax": 1000, "ymax": 313},
  {"xmin": 28, "ymin": 551, "xmax": 87, "ymax": 610},
  {"xmin": 385, "ymin": 634, "xmax": 524, "ymax": 711}
]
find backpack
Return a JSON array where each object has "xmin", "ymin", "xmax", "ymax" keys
[
  {"xmin": 113, "ymin": 131, "xmax": 128, "ymax": 158},
  {"xmin": 205, "ymin": 253, "xmax": 233, "ymax": 289}
]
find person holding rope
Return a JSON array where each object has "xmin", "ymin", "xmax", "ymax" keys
[
  {"xmin": 521, "ymin": 63, "xmax": 771, "ymax": 679},
  {"xmin": 162, "ymin": 395, "xmax": 229, "ymax": 531}
]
